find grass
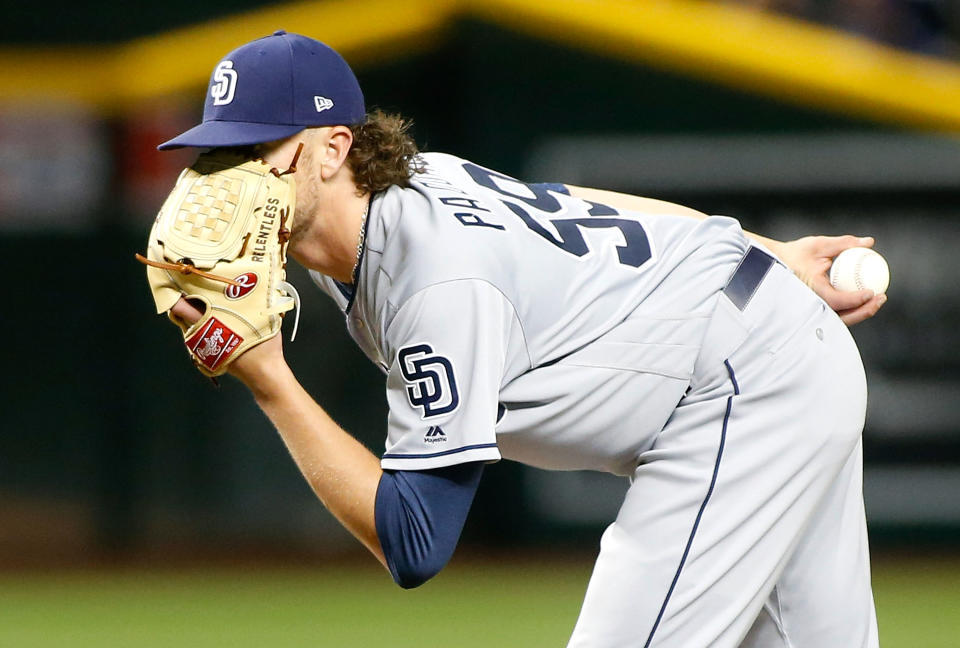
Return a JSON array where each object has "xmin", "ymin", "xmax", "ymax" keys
[
  {"xmin": 872, "ymin": 556, "xmax": 960, "ymax": 648},
  {"xmin": 0, "ymin": 556, "xmax": 955, "ymax": 647}
]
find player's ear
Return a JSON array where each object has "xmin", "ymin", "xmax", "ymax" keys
[{"xmin": 319, "ymin": 125, "xmax": 354, "ymax": 180}]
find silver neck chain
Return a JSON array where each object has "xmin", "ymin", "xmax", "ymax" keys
[{"xmin": 351, "ymin": 200, "xmax": 369, "ymax": 282}]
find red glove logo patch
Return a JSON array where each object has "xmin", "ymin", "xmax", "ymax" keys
[
  {"xmin": 225, "ymin": 273, "xmax": 258, "ymax": 299},
  {"xmin": 186, "ymin": 317, "xmax": 243, "ymax": 371}
]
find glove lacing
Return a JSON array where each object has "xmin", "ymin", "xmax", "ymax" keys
[
  {"xmin": 135, "ymin": 253, "xmax": 242, "ymax": 286},
  {"xmin": 268, "ymin": 281, "xmax": 301, "ymax": 342},
  {"xmin": 135, "ymin": 253, "xmax": 302, "ymax": 342}
]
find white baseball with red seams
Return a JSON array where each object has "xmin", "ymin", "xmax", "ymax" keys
[{"xmin": 829, "ymin": 247, "xmax": 890, "ymax": 294}]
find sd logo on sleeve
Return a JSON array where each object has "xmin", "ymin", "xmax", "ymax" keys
[{"xmin": 398, "ymin": 344, "xmax": 460, "ymax": 418}]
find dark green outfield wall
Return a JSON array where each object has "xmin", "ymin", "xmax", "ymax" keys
[
  {"xmin": 0, "ymin": 0, "xmax": 284, "ymax": 44},
  {"xmin": 358, "ymin": 21, "xmax": 879, "ymax": 179}
]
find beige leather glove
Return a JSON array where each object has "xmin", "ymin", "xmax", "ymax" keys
[{"xmin": 136, "ymin": 148, "xmax": 301, "ymax": 377}]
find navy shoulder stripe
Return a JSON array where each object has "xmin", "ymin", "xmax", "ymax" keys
[{"xmin": 382, "ymin": 443, "xmax": 499, "ymax": 460}]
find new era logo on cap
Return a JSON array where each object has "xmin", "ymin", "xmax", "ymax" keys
[{"xmin": 159, "ymin": 31, "xmax": 366, "ymax": 150}]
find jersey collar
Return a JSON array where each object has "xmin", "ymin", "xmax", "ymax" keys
[{"xmin": 337, "ymin": 191, "xmax": 376, "ymax": 315}]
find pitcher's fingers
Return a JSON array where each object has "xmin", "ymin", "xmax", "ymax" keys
[
  {"xmin": 838, "ymin": 294, "xmax": 887, "ymax": 326},
  {"xmin": 170, "ymin": 297, "xmax": 205, "ymax": 325},
  {"xmin": 816, "ymin": 235, "xmax": 874, "ymax": 258},
  {"xmin": 817, "ymin": 281, "xmax": 874, "ymax": 312}
]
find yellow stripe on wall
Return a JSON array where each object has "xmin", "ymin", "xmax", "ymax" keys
[
  {"xmin": 0, "ymin": 0, "xmax": 455, "ymax": 110},
  {"xmin": 2, "ymin": 0, "xmax": 960, "ymax": 130},
  {"xmin": 468, "ymin": 0, "xmax": 960, "ymax": 130}
]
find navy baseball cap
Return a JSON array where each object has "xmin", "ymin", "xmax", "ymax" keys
[{"xmin": 158, "ymin": 31, "xmax": 366, "ymax": 150}]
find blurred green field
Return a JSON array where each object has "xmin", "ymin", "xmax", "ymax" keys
[{"xmin": 0, "ymin": 555, "xmax": 956, "ymax": 647}]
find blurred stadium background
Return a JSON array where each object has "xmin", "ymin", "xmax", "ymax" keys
[{"xmin": 1, "ymin": 1, "xmax": 958, "ymax": 645}]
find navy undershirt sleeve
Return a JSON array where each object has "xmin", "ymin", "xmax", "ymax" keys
[{"xmin": 375, "ymin": 462, "xmax": 484, "ymax": 589}]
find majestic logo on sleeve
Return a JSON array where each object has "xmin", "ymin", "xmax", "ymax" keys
[
  {"xmin": 211, "ymin": 61, "xmax": 238, "ymax": 106},
  {"xmin": 398, "ymin": 344, "xmax": 460, "ymax": 419}
]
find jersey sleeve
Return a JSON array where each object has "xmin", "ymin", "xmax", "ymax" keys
[{"xmin": 380, "ymin": 279, "xmax": 515, "ymax": 470}]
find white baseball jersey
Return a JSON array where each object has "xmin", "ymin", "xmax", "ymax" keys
[
  {"xmin": 311, "ymin": 152, "xmax": 878, "ymax": 647},
  {"xmin": 311, "ymin": 152, "xmax": 749, "ymax": 475}
]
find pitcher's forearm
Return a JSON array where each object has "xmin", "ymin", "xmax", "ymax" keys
[
  {"xmin": 242, "ymin": 357, "xmax": 386, "ymax": 565},
  {"xmin": 565, "ymin": 185, "xmax": 783, "ymax": 255},
  {"xmin": 564, "ymin": 185, "xmax": 881, "ymax": 325},
  {"xmin": 567, "ymin": 185, "xmax": 707, "ymax": 220}
]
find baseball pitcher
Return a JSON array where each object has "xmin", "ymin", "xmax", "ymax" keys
[{"xmin": 141, "ymin": 31, "xmax": 885, "ymax": 647}]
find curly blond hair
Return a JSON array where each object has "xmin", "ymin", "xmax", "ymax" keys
[{"xmin": 347, "ymin": 110, "xmax": 425, "ymax": 194}]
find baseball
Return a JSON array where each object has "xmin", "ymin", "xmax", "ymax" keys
[{"xmin": 829, "ymin": 247, "xmax": 890, "ymax": 294}]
